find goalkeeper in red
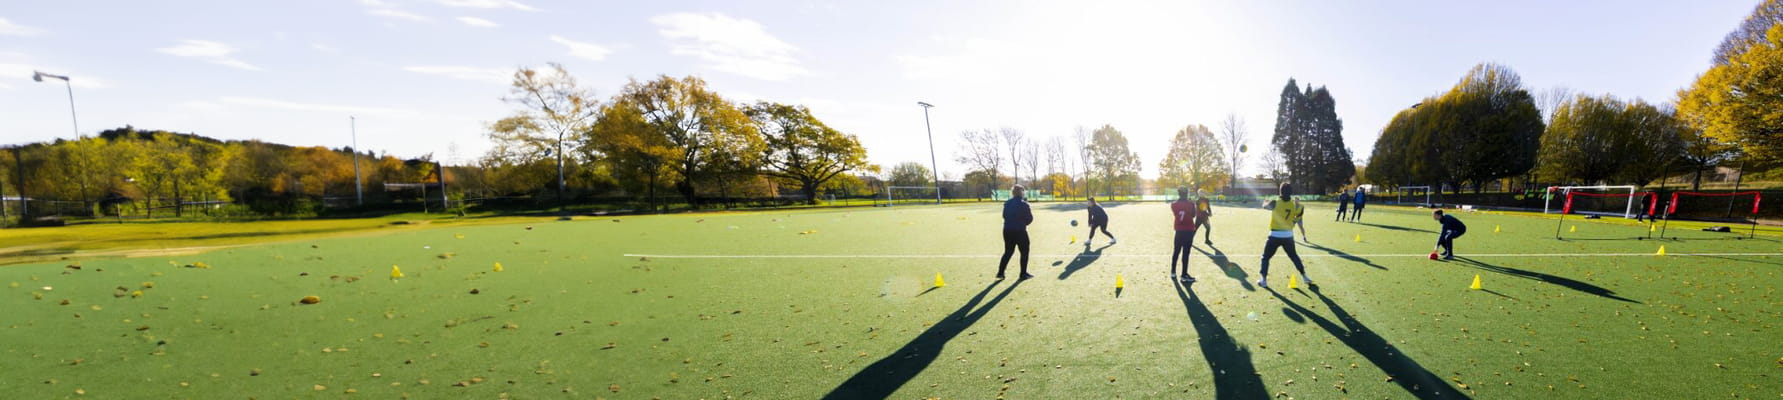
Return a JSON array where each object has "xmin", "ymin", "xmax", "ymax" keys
[{"xmin": 1432, "ymin": 210, "xmax": 1467, "ymax": 260}]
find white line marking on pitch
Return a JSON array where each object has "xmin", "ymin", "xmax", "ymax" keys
[{"xmin": 622, "ymin": 252, "xmax": 1783, "ymax": 259}]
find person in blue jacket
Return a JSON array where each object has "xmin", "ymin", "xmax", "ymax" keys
[
  {"xmin": 1350, "ymin": 188, "xmax": 1367, "ymax": 222},
  {"xmin": 999, "ymin": 185, "xmax": 1035, "ymax": 280},
  {"xmin": 1432, "ymin": 209, "xmax": 1467, "ymax": 260}
]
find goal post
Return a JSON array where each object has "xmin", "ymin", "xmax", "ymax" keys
[
  {"xmin": 1552, "ymin": 188, "xmax": 1659, "ymax": 240},
  {"xmin": 1397, "ymin": 186, "xmax": 1432, "ymax": 206},
  {"xmin": 1659, "ymin": 191, "xmax": 1763, "ymax": 239},
  {"xmin": 1544, "ymin": 185, "xmax": 1640, "ymax": 217},
  {"xmin": 883, "ymin": 186, "xmax": 941, "ymax": 206}
]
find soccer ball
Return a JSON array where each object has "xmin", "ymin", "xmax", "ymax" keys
[{"xmin": 1070, "ymin": 220, "xmax": 1079, "ymax": 227}]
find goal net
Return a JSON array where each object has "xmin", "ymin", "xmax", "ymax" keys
[
  {"xmin": 1553, "ymin": 189, "xmax": 1658, "ymax": 240},
  {"xmin": 1544, "ymin": 186, "xmax": 1640, "ymax": 217},
  {"xmin": 1396, "ymin": 186, "xmax": 1432, "ymax": 206},
  {"xmin": 1659, "ymin": 191, "xmax": 1762, "ymax": 239},
  {"xmin": 882, "ymin": 186, "xmax": 941, "ymax": 206}
]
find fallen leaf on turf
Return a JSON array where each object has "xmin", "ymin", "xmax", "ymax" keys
[
  {"xmin": 602, "ymin": 343, "xmax": 617, "ymax": 350},
  {"xmin": 610, "ymin": 384, "xmax": 620, "ymax": 392},
  {"xmin": 313, "ymin": 385, "xmax": 327, "ymax": 391}
]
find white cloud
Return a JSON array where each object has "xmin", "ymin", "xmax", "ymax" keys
[
  {"xmin": 311, "ymin": 43, "xmax": 341, "ymax": 54},
  {"xmin": 156, "ymin": 40, "xmax": 263, "ymax": 71},
  {"xmin": 549, "ymin": 35, "xmax": 612, "ymax": 61},
  {"xmin": 403, "ymin": 66, "xmax": 511, "ymax": 84},
  {"xmin": 437, "ymin": 0, "xmax": 538, "ymax": 11},
  {"xmin": 368, "ymin": 8, "xmax": 431, "ymax": 22},
  {"xmin": 456, "ymin": 16, "xmax": 500, "ymax": 27},
  {"xmin": 0, "ymin": 17, "xmax": 45, "ymax": 36},
  {"xmin": 650, "ymin": 12, "xmax": 807, "ymax": 81},
  {"xmin": 220, "ymin": 96, "xmax": 413, "ymax": 116},
  {"xmin": 0, "ymin": 63, "xmax": 111, "ymax": 89}
]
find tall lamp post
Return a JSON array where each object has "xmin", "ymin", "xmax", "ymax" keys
[
  {"xmin": 33, "ymin": 71, "xmax": 80, "ymax": 139},
  {"xmin": 917, "ymin": 101, "xmax": 941, "ymax": 204},
  {"xmin": 350, "ymin": 116, "xmax": 364, "ymax": 206}
]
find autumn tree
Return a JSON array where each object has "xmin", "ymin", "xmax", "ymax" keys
[
  {"xmin": 744, "ymin": 102, "xmax": 868, "ymax": 205},
  {"xmin": 955, "ymin": 129, "xmax": 1003, "ymax": 189},
  {"xmin": 1086, "ymin": 124, "xmax": 1140, "ymax": 196},
  {"xmin": 486, "ymin": 63, "xmax": 601, "ymax": 201},
  {"xmin": 597, "ymin": 75, "xmax": 760, "ymax": 208},
  {"xmin": 1680, "ymin": 12, "xmax": 1783, "ymax": 160},
  {"xmin": 887, "ymin": 162, "xmax": 934, "ymax": 187},
  {"xmin": 1157, "ymin": 124, "xmax": 1230, "ymax": 192}
]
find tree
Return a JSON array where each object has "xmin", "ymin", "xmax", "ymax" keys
[
  {"xmin": 1538, "ymin": 94, "xmax": 1636, "ymax": 184},
  {"xmin": 1712, "ymin": 0, "xmax": 1783, "ymax": 65},
  {"xmin": 1272, "ymin": 79, "xmax": 1354, "ymax": 193},
  {"xmin": 1073, "ymin": 127, "xmax": 1093, "ymax": 196},
  {"xmin": 1086, "ymin": 124, "xmax": 1140, "ymax": 196},
  {"xmin": 1679, "ymin": 23, "xmax": 1783, "ymax": 160},
  {"xmin": 1676, "ymin": 118, "xmax": 1737, "ymax": 190},
  {"xmin": 1044, "ymin": 136, "xmax": 1066, "ymax": 177},
  {"xmin": 598, "ymin": 75, "xmax": 760, "ymax": 209},
  {"xmin": 1000, "ymin": 128, "xmax": 1026, "ymax": 185},
  {"xmin": 955, "ymin": 129, "xmax": 1002, "ymax": 189},
  {"xmin": 887, "ymin": 162, "xmax": 934, "ymax": 187},
  {"xmin": 1219, "ymin": 113, "xmax": 1249, "ymax": 189},
  {"xmin": 1022, "ymin": 140, "xmax": 1041, "ymax": 188},
  {"xmin": 1157, "ymin": 124, "xmax": 1230, "ymax": 192},
  {"xmin": 744, "ymin": 102, "xmax": 868, "ymax": 205},
  {"xmin": 1367, "ymin": 63, "xmax": 1543, "ymax": 193},
  {"xmin": 1260, "ymin": 147, "xmax": 1287, "ymax": 182},
  {"xmin": 486, "ymin": 63, "xmax": 602, "ymax": 203}
]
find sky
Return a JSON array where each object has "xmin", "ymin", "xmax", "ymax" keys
[{"xmin": 0, "ymin": 0, "xmax": 1759, "ymax": 179}]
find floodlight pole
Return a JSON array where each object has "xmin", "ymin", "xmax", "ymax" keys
[
  {"xmin": 34, "ymin": 71, "xmax": 80, "ymax": 139},
  {"xmin": 918, "ymin": 101, "xmax": 941, "ymax": 204},
  {"xmin": 350, "ymin": 116, "xmax": 364, "ymax": 206}
]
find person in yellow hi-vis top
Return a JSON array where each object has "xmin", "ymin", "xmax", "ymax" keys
[{"xmin": 1257, "ymin": 183, "xmax": 1308, "ymax": 289}]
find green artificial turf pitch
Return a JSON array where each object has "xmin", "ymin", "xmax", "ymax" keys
[{"xmin": 2, "ymin": 202, "xmax": 1779, "ymax": 399}]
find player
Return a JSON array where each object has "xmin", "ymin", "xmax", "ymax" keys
[
  {"xmin": 1335, "ymin": 189, "xmax": 1351, "ymax": 221},
  {"xmin": 1169, "ymin": 187, "xmax": 1201, "ymax": 283},
  {"xmin": 1195, "ymin": 189, "xmax": 1214, "ymax": 245},
  {"xmin": 998, "ymin": 185, "xmax": 1035, "ymax": 280},
  {"xmin": 1086, "ymin": 196, "xmax": 1115, "ymax": 245},
  {"xmin": 1257, "ymin": 183, "xmax": 1308, "ymax": 288},
  {"xmin": 1433, "ymin": 209, "xmax": 1467, "ymax": 260},
  {"xmin": 1350, "ymin": 187, "xmax": 1367, "ymax": 222}
]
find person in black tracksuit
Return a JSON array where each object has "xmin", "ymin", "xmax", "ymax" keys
[
  {"xmin": 999, "ymin": 185, "xmax": 1035, "ymax": 280},
  {"xmin": 1335, "ymin": 190, "xmax": 1351, "ymax": 221},
  {"xmin": 1086, "ymin": 196, "xmax": 1115, "ymax": 245},
  {"xmin": 1433, "ymin": 209, "xmax": 1466, "ymax": 260}
]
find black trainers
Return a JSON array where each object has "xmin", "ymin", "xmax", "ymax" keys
[
  {"xmin": 1019, "ymin": 273, "xmax": 1034, "ymax": 280},
  {"xmin": 996, "ymin": 274, "xmax": 1006, "ymax": 280}
]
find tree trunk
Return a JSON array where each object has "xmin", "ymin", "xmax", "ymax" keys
[
  {"xmin": 802, "ymin": 180, "xmax": 820, "ymax": 206},
  {"xmin": 1692, "ymin": 168, "xmax": 1703, "ymax": 191},
  {"xmin": 647, "ymin": 171, "xmax": 659, "ymax": 213},
  {"xmin": 174, "ymin": 179, "xmax": 183, "ymax": 218},
  {"xmin": 676, "ymin": 179, "xmax": 697, "ymax": 210}
]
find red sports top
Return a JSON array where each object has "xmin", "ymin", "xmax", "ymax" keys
[{"xmin": 1171, "ymin": 200, "xmax": 1199, "ymax": 231}]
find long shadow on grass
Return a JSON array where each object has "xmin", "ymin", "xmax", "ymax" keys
[
  {"xmin": 1450, "ymin": 257, "xmax": 1638, "ymax": 303},
  {"xmin": 1271, "ymin": 287, "xmax": 1471, "ymax": 399},
  {"xmin": 1354, "ymin": 222, "xmax": 1437, "ymax": 234},
  {"xmin": 1174, "ymin": 281, "xmax": 1268, "ymax": 398},
  {"xmin": 1058, "ymin": 243, "xmax": 1112, "ymax": 280},
  {"xmin": 823, "ymin": 280, "xmax": 1022, "ymax": 399},
  {"xmin": 1194, "ymin": 245, "xmax": 1255, "ymax": 291},
  {"xmin": 1304, "ymin": 243, "xmax": 1388, "ymax": 270}
]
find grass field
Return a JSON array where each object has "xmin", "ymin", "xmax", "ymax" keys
[{"xmin": 2, "ymin": 202, "xmax": 1779, "ymax": 399}]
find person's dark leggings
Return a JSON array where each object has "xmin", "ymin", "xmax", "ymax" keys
[
  {"xmin": 1438, "ymin": 229, "xmax": 1465, "ymax": 256},
  {"xmin": 1171, "ymin": 230, "xmax": 1195, "ymax": 275},
  {"xmin": 1196, "ymin": 219, "xmax": 1212, "ymax": 243},
  {"xmin": 999, "ymin": 229, "xmax": 1030, "ymax": 277},
  {"xmin": 1336, "ymin": 204, "xmax": 1349, "ymax": 221},
  {"xmin": 1087, "ymin": 223, "xmax": 1113, "ymax": 242},
  {"xmin": 1350, "ymin": 205, "xmax": 1364, "ymax": 221},
  {"xmin": 1259, "ymin": 236, "xmax": 1304, "ymax": 277}
]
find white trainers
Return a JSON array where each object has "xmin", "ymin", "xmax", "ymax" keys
[
  {"xmin": 1300, "ymin": 274, "xmax": 1312, "ymax": 285},
  {"xmin": 1171, "ymin": 273, "xmax": 1178, "ymax": 281},
  {"xmin": 1110, "ymin": 238, "xmax": 1117, "ymax": 245},
  {"xmin": 1256, "ymin": 278, "xmax": 1268, "ymax": 288}
]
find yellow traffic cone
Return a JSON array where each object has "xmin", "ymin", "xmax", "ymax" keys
[
  {"xmin": 1115, "ymin": 274, "xmax": 1125, "ymax": 289},
  {"xmin": 1656, "ymin": 246, "xmax": 1666, "ymax": 256},
  {"xmin": 1569, "ymin": 225, "xmax": 1576, "ymax": 233},
  {"xmin": 1649, "ymin": 224, "xmax": 1657, "ymax": 232},
  {"xmin": 493, "ymin": 262, "xmax": 504, "ymax": 272},
  {"xmin": 1288, "ymin": 274, "xmax": 1299, "ymax": 289},
  {"xmin": 1469, "ymin": 274, "xmax": 1482, "ymax": 290},
  {"xmin": 390, "ymin": 265, "xmax": 404, "ymax": 279},
  {"xmin": 1070, "ymin": 235, "xmax": 1077, "ymax": 244},
  {"xmin": 934, "ymin": 273, "xmax": 946, "ymax": 288},
  {"xmin": 1494, "ymin": 225, "xmax": 1501, "ymax": 233},
  {"xmin": 1354, "ymin": 233, "xmax": 1361, "ymax": 242}
]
